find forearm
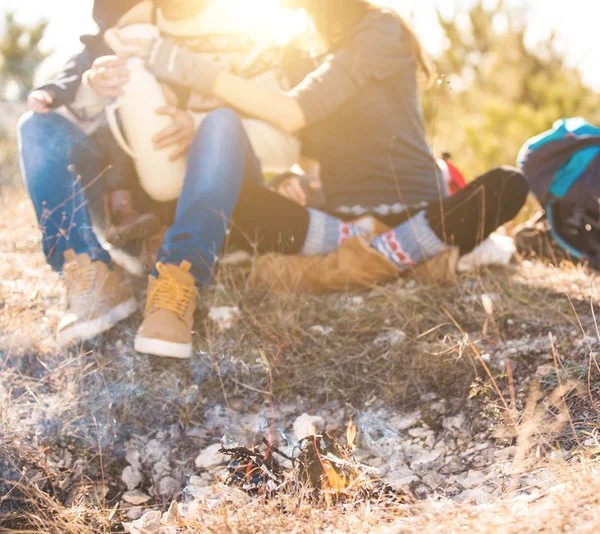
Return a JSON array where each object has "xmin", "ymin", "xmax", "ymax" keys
[
  {"xmin": 148, "ymin": 39, "xmax": 306, "ymax": 133},
  {"xmin": 212, "ymin": 71, "xmax": 305, "ymax": 133}
]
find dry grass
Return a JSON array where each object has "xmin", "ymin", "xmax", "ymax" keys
[
  {"xmin": 386, "ymin": 458, "xmax": 600, "ymax": 533},
  {"xmin": 2, "ymin": 153, "xmax": 600, "ymax": 532}
]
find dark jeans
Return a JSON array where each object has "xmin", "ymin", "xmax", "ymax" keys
[{"xmin": 227, "ymin": 166, "xmax": 529, "ymax": 257}]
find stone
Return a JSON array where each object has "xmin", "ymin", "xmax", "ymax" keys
[
  {"xmin": 184, "ymin": 485, "xmax": 214, "ymax": 500},
  {"xmin": 390, "ymin": 411, "xmax": 421, "ymax": 431},
  {"xmin": 122, "ymin": 466, "xmax": 143, "ymax": 491},
  {"xmin": 125, "ymin": 507, "xmax": 144, "ymax": 521},
  {"xmin": 293, "ymin": 413, "xmax": 325, "ymax": 442},
  {"xmin": 186, "ymin": 426, "xmax": 208, "ymax": 439},
  {"xmin": 408, "ymin": 427, "xmax": 433, "ymax": 440},
  {"xmin": 189, "ymin": 475, "xmax": 210, "ymax": 488},
  {"xmin": 144, "ymin": 439, "xmax": 169, "ymax": 464},
  {"xmin": 84, "ymin": 485, "xmax": 109, "ymax": 505},
  {"xmin": 158, "ymin": 476, "xmax": 180, "ymax": 497},
  {"xmin": 208, "ymin": 306, "xmax": 240, "ymax": 332},
  {"xmin": 162, "ymin": 501, "xmax": 180, "ymax": 526},
  {"xmin": 455, "ymin": 488, "xmax": 492, "ymax": 505},
  {"xmin": 388, "ymin": 475, "xmax": 419, "ymax": 489},
  {"xmin": 430, "ymin": 400, "xmax": 447, "ymax": 414},
  {"xmin": 409, "ymin": 450, "xmax": 442, "ymax": 470},
  {"xmin": 458, "ymin": 470, "xmax": 489, "ymax": 489},
  {"xmin": 125, "ymin": 450, "xmax": 142, "ymax": 470},
  {"xmin": 368, "ymin": 456, "xmax": 383, "ymax": 468},
  {"xmin": 494, "ymin": 446, "xmax": 516, "ymax": 461},
  {"xmin": 195, "ymin": 443, "xmax": 226, "ymax": 469},
  {"xmin": 124, "ymin": 510, "xmax": 162, "ymax": 534},
  {"xmin": 122, "ymin": 490, "xmax": 152, "ymax": 506},
  {"xmin": 471, "ymin": 454, "xmax": 490, "ymax": 469},
  {"xmin": 442, "ymin": 414, "xmax": 466, "ymax": 434},
  {"xmin": 152, "ymin": 460, "xmax": 171, "ymax": 480},
  {"xmin": 422, "ymin": 472, "xmax": 447, "ymax": 489}
]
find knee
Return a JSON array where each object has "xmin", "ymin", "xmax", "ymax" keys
[
  {"xmin": 497, "ymin": 165, "xmax": 530, "ymax": 206},
  {"xmin": 203, "ymin": 107, "xmax": 244, "ymax": 130},
  {"xmin": 18, "ymin": 111, "xmax": 66, "ymax": 149},
  {"xmin": 192, "ymin": 108, "xmax": 245, "ymax": 148}
]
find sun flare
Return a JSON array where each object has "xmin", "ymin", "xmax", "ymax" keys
[{"xmin": 217, "ymin": 0, "xmax": 307, "ymax": 44}]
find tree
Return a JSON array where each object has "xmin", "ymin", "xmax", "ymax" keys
[
  {"xmin": 0, "ymin": 12, "xmax": 50, "ymax": 100},
  {"xmin": 422, "ymin": 0, "xmax": 600, "ymax": 178}
]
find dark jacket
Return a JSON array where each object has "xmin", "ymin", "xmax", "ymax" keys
[{"xmin": 33, "ymin": 0, "xmax": 144, "ymax": 108}]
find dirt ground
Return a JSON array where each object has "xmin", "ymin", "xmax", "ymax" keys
[{"xmin": 2, "ymin": 159, "xmax": 600, "ymax": 532}]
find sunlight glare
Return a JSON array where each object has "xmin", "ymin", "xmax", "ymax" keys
[{"xmin": 217, "ymin": 0, "xmax": 306, "ymax": 44}]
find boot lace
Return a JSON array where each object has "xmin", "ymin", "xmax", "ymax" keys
[
  {"xmin": 146, "ymin": 263, "xmax": 194, "ymax": 318},
  {"xmin": 64, "ymin": 261, "xmax": 99, "ymax": 297}
]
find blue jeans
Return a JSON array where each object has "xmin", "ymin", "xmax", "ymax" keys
[
  {"xmin": 18, "ymin": 108, "xmax": 263, "ymax": 284},
  {"xmin": 155, "ymin": 108, "xmax": 263, "ymax": 283}
]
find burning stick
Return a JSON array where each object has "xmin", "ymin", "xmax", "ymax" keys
[
  {"xmin": 220, "ymin": 430, "xmax": 422, "ymax": 507},
  {"xmin": 347, "ymin": 419, "xmax": 357, "ymax": 450}
]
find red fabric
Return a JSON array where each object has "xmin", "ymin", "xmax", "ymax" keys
[{"xmin": 445, "ymin": 160, "xmax": 467, "ymax": 195}]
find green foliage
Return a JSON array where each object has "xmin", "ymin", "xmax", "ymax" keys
[
  {"xmin": 0, "ymin": 12, "xmax": 50, "ymax": 100},
  {"xmin": 423, "ymin": 0, "xmax": 600, "ymax": 179}
]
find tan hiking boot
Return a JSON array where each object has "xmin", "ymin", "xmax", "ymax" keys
[
  {"xmin": 412, "ymin": 247, "xmax": 460, "ymax": 286},
  {"xmin": 249, "ymin": 236, "xmax": 401, "ymax": 294},
  {"xmin": 134, "ymin": 261, "xmax": 197, "ymax": 359},
  {"xmin": 249, "ymin": 238, "xmax": 460, "ymax": 294},
  {"xmin": 57, "ymin": 250, "xmax": 137, "ymax": 346}
]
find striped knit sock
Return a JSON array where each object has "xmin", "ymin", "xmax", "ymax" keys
[
  {"xmin": 370, "ymin": 211, "xmax": 447, "ymax": 271},
  {"xmin": 300, "ymin": 209, "xmax": 371, "ymax": 256}
]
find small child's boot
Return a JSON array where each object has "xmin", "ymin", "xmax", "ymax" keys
[{"xmin": 105, "ymin": 189, "xmax": 161, "ymax": 247}]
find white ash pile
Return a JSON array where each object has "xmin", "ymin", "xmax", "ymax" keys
[{"xmin": 121, "ymin": 393, "xmax": 572, "ymax": 532}]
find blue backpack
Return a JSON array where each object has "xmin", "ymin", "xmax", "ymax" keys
[{"xmin": 518, "ymin": 118, "xmax": 600, "ymax": 263}]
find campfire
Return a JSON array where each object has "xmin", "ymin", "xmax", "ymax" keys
[{"xmin": 219, "ymin": 421, "xmax": 427, "ymax": 507}]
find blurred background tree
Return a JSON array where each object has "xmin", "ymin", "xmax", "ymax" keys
[
  {"xmin": 0, "ymin": 12, "xmax": 49, "ymax": 100},
  {"xmin": 423, "ymin": 0, "xmax": 600, "ymax": 178}
]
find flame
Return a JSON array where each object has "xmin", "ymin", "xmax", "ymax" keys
[
  {"xmin": 312, "ymin": 436, "xmax": 348, "ymax": 500},
  {"xmin": 321, "ymin": 459, "xmax": 348, "ymax": 493},
  {"xmin": 346, "ymin": 419, "xmax": 357, "ymax": 450}
]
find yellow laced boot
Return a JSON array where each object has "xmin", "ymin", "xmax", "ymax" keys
[{"xmin": 134, "ymin": 261, "xmax": 197, "ymax": 359}]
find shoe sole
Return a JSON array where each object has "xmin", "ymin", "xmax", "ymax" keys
[
  {"xmin": 134, "ymin": 336, "xmax": 192, "ymax": 360},
  {"xmin": 58, "ymin": 298, "xmax": 137, "ymax": 347}
]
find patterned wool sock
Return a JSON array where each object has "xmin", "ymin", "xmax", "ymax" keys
[
  {"xmin": 370, "ymin": 210, "xmax": 447, "ymax": 271},
  {"xmin": 300, "ymin": 209, "xmax": 371, "ymax": 256}
]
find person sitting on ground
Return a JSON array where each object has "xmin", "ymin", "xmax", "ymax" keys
[
  {"xmin": 26, "ymin": 0, "xmax": 162, "ymax": 247},
  {"xmin": 17, "ymin": 0, "xmax": 299, "ymax": 350},
  {"xmin": 99, "ymin": 0, "xmax": 527, "ymax": 359}
]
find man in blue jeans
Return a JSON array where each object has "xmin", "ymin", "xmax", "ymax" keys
[
  {"xmin": 18, "ymin": 0, "xmax": 206, "ymax": 355},
  {"xmin": 19, "ymin": 107, "xmax": 259, "ymax": 358},
  {"xmin": 18, "ymin": 0, "xmax": 290, "ymax": 359}
]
